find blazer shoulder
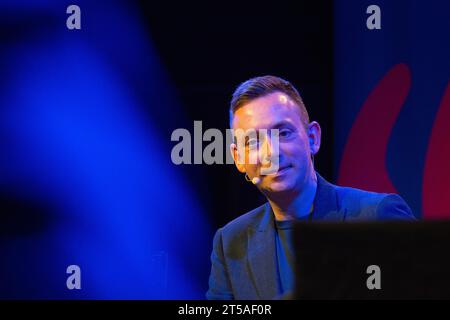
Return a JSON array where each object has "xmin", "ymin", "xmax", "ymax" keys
[
  {"xmin": 213, "ymin": 203, "xmax": 270, "ymax": 263},
  {"xmin": 220, "ymin": 202, "xmax": 268, "ymax": 238},
  {"xmin": 376, "ymin": 193, "xmax": 416, "ymax": 220},
  {"xmin": 335, "ymin": 185, "xmax": 415, "ymax": 220},
  {"xmin": 336, "ymin": 185, "xmax": 386, "ymax": 205}
]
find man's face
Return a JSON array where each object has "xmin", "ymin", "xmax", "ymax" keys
[{"xmin": 231, "ymin": 91, "xmax": 320, "ymax": 195}]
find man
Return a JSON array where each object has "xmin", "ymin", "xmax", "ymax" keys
[{"xmin": 206, "ymin": 75, "xmax": 415, "ymax": 300}]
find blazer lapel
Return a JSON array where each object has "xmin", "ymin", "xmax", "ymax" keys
[{"xmin": 247, "ymin": 203, "xmax": 280, "ymax": 299}]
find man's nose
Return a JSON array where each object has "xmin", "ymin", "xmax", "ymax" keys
[{"xmin": 260, "ymin": 134, "xmax": 279, "ymax": 165}]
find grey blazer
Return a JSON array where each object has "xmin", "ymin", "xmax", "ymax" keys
[{"xmin": 206, "ymin": 173, "xmax": 416, "ymax": 300}]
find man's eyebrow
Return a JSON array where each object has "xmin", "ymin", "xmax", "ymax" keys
[{"xmin": 269, "ymin": 120, "xmax": 295, "ymax": 130}]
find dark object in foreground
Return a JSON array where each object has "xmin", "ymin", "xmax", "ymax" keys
[{"xmin": 294, "ymin": 220, "xmax": 450, "ymax": 299}]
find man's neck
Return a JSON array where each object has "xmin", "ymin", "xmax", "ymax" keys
[{"xmin": 268, "ymin": 172, "xmax": 318, "ymax": 221}]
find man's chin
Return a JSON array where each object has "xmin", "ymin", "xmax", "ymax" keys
[{"xmin": 263, "ymin": 181, "xmax": 295, "ymax": 194}]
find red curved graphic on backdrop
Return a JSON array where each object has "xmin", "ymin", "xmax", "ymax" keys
[
  {"xmin": 337, "ymin": 63, "xmax": 411, "ymax": 193},
  {"xmin": 423, "ymin": 83, "xmax": 450, "ymax": 219}
]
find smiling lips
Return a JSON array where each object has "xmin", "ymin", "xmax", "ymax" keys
[
  {"xmin": 278, "ymin": 165, "xmax": 291, "ymax": 172},
  {"xmin": 259, "ymin": 164, "xmax": 292, "ymax": 178},
  {"xmin": 272, "ymin": 165, "xmax": 291, "ymax": 177}
]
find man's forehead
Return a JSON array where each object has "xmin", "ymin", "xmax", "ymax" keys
[{"xmin": 232, "ymin": 92, "xmax": 303, "ymax": 129}]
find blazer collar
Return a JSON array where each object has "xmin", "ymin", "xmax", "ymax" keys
[
  {"xmin": 252, "ymin": 172, "xmax": 344, "ymax": 223},
  {"xmin": 311, "ymin": 172, "xmax": 345, "ymax": 221}
]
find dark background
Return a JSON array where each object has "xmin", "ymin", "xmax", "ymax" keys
[
  {"xmin": 2, "ymin": 0, "xmax": 448, "ymax": 299},
  {"xmin": 0, "ymin": 0, "xmax": 335, "ymax": 298},
  {"xmin": 139, "ymin": 1, "xmax": 334, "ymax": 228}
]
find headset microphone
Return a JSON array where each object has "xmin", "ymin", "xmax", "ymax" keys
[{"xmin": 252, "ymin": 177, "xmax": 261, "ymax": 185}]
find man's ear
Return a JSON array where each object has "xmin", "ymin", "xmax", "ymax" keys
[
  {"xmin": 307, "ymin": 121, "xmax": 321, "ymax": 156},
  {"xmin": 230, "ymin": 143, "xmax": 246, "ymax": 173}
]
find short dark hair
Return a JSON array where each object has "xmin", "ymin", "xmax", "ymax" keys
[{"xmin": 229, "ymin": 75, "xmax": 310, "ymax": 128}]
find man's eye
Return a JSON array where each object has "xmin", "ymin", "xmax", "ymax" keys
[
  {"xmin": 279, "ymin": 129, "xmax": 292, "ymax": 138},
  {"xmin": 247, "ymin": 139, "xmax": 258, "ymax": 147}
]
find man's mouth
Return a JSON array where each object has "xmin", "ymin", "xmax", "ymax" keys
[
  {"xmin": 275, "ymin": 165, "xmax": 292, "ymax": 175},
  {"xmin": 260, "ymin": 164, "xmax": 292, "ymax": 176}
]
